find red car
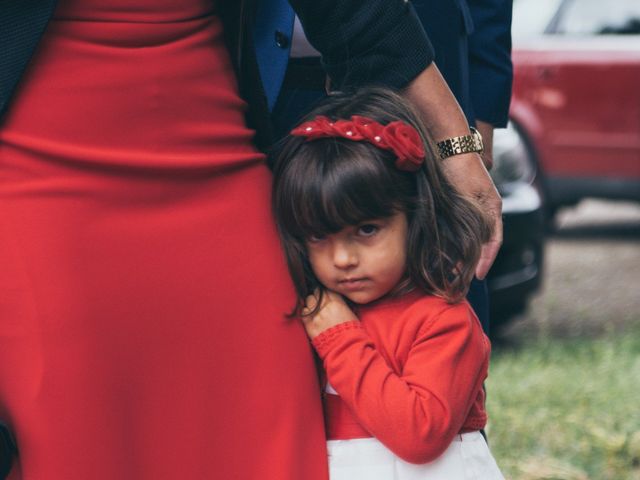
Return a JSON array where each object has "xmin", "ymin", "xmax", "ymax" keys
[{"xmin": 506, "ymin": 0, "xmax": 640, "ymax": 218}]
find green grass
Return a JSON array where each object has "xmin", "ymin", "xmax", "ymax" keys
[{"xmin": 486, "ymin": 330, "xmax": 640, "ymax": 479}]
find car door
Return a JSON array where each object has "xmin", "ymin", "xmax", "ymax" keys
[{"xmin": 534, "ymin": 0, "xmax": 640, "ymax": 181}]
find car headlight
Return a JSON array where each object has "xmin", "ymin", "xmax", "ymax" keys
[{"xmin": 490, "ymin": 121, "xmax": 536, "ymax": 187}]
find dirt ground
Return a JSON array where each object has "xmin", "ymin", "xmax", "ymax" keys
[{"xmin": 498, "ymin": 199, "xmax": 640, "ymax": 342}]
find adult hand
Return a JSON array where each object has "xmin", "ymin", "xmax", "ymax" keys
[
  {"xmin": 439, "ymin": 152, "xmax": 503, "ymax": 280},
  {"xmin": 404, "ymin": 64, "xmax": 503, "ymax": 279},
  {"xmin": 301, "ymin": 290, "xmax": 358, "ymax": 340}
]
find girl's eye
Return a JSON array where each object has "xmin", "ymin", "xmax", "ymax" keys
[
  {"xmin": 308, "ymin": 233, "xmax": 326, "ymax": 243},
  {"xmin": 358, "ymin": 224, "xmax": 379, "ymax": 237}
]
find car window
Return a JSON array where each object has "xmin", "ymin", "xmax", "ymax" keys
[
  {"xmin": 512, "ymin": 0, "xmax": 564, "ymax": 38},
  {"xmin": 556, "ymin": 0, "xmax": 640, "ymax": 35}
]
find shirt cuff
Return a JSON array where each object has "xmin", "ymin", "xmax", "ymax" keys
[{"xmin": 311, "ymin": 321, "xmax": 363, "ymax": 358}]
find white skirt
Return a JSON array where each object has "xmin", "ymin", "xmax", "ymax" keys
[{"xmin": 327, "ymin": 432, "xmax": 504, "ymax": 480}]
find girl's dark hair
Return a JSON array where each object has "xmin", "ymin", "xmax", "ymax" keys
[{"xmin": 271, "ymin": 86, "xmax": 492, "ymax": 314}]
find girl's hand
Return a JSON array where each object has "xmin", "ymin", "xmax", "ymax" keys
[{"xmin": 301, "ymin": 290, "xmax": 358, "ymax": 340}]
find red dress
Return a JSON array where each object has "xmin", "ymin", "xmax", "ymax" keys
[{"xmin": 0, "ymin": 1, "xmax": 327, "ymax": 478}]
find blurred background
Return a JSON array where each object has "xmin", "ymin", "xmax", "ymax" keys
[{"xmin": 484, "ymin": 0, "xmax": 640, "ymax": 478}]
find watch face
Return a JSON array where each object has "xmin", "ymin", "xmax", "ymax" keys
[{"xmin": 471, "ymin": 127, "xmax": 484, "ymax": 153}]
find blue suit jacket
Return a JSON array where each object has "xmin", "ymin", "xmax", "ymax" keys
[
  {"xmin": 252, "ymin": 0, "xmax": 296, "ymax": 111},
  {"xmin": 412, "ymin": 0, "xmax": 512, "ymax": 127}
]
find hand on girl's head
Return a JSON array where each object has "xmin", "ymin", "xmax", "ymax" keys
[{"xmin": 300, "ymin": 289, "xmax": 358, "ymax": 340}]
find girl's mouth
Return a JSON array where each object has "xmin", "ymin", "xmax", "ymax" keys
[{"xmin": 339, "ymin": 278, "xmax": 369, "ymax": 290}]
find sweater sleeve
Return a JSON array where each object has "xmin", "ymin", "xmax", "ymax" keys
[
  {"xmin": 312, "ymin": 303, "xmax": 489, "ymax": 464},
  {"xmin": 288, "ymin": 0, "xmax": 435, "ymax": 90},
  {"xmin": 468, "ymin": 0, "xmax": 513, "ymax": 127}
]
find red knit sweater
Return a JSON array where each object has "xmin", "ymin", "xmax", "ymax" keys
[{"xmin": 312, "ymin": 292, "xmax": 490, "ymax": 464}]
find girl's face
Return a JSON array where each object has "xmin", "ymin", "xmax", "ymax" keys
[{"xmin": 306, "ymin": 212, "xmax": 408, "ymax": 304}]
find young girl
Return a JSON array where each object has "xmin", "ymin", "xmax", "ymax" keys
[{"xmin": 271, "ymin": 87, "xmax": 504, "ymax": 480}]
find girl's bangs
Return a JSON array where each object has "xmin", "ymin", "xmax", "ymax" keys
[{"xmin": 281, "ymin": 140, "xmax": 404, "ymax": 240}]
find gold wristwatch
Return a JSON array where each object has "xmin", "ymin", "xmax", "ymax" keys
[{"xmin": 436, "ymin": 127, "xmax": 484, "ymax": 159}]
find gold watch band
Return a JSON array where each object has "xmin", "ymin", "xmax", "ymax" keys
[{"xmin": 436, "ymin": 127, "xmax": 484, "ymax": 159}]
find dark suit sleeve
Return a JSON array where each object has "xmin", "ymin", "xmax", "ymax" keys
[
  {"xmin": 288, "ymin": 0, "xmax": 435, "ymax": 90},
  {"xmin": 467, "ymin": 0, "xmax": 513, "ymax": 127}
]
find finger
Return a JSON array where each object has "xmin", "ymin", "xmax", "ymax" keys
[
  {"xmin": 304, "ymin": 294, "xmax": 318, "ymax": 311},
  {"xmin": 475, "ymin": 240, "xmax": 500, "ymax": 279},
  {"xmin": 476, "ymin": 217, "xmax": 503, "ymax": 279}
]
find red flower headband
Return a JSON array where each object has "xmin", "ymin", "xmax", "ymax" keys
[{"xmin": 290, "ymin": 115, "xmax": 426, "ymax": 172}]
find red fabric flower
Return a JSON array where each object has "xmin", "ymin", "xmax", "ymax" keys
[
  {"xmin": 332, "ymin": 119, "xmax": 365, "ymax": 140},
  {"xmin": 291, "ymin": 115, "xmax": 425, "ymax": 172},
  {"xmin": 381, "ymin": 121, "xmax": 426, "ymax": 172},
  {"xmin": 351, "ymin": 116, "xmax": 388, "ymax": 148},
  {"xmin": 290, "ymin": 116, "xmax": 335, "ymax": 139}
]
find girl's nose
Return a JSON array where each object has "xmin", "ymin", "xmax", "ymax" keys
[{"xmin": 332, "ymin": 242, "xmax": 358, "ymax": 269}]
